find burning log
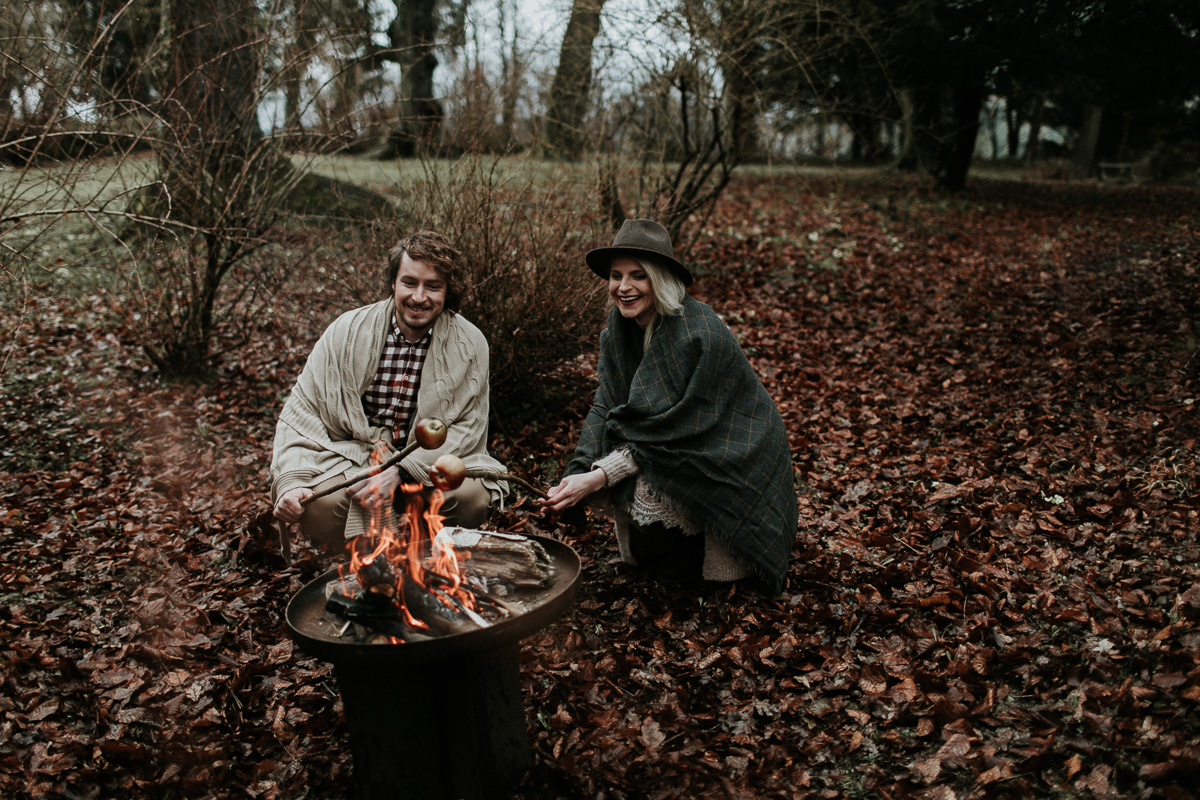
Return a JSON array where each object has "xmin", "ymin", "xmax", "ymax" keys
[
  {"xmin": 401, "ymin": 576, "xmax": 483, "ymax": 637},
  {"xmin": 325, "ymin": 588, "xmax": 395, "ymax": 621},
  {"xmin": 437, "ymin": 575, "xmax": 520, "ymax": 618},
  {"xmin": 314, "ymin": 466, "xmax": 558, "ymax": 645},
  {"xmin": 447, "ymin": 528, "xmax": 554, "ymax": 589},
  {"xmin": 324, "ymin": 580, "xmax": 436, "ymax": 643},
  {"xmin": 355, "ymin": 554, "xmax": 398, "ymax": 598}
]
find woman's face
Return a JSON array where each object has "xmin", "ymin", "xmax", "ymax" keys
[{"xmin": 609, "ymin": 257, "xmax": 656, "ymax": 328}]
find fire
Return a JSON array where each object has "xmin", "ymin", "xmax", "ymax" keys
[{"xmin": 336, "ymin": 462, "xmax": 476, "ymax": 637}]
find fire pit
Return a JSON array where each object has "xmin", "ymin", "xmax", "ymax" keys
[{"xmin": 286, "ymin": 530, "xmax": 580, "ymax": 800}]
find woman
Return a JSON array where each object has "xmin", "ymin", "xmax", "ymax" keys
[{"xmin": 543, "ymin": 219, "xmax": 797, "ymax": 594}]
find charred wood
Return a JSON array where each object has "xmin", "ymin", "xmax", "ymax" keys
[
  {"xmin": 356, "ymin": 556, "xmax": 398, "ymax": 597},
  {"xmin": 326, "ymin": 590, "xmax": 395, "ymax": 621},
  {"xmin": 401, "ymin": 576, "xmax": 482, "ymax": 637},
  {"xmin": 447, "ymin": 529, "xmax": 554, "ymax": 588},
  {"xmin": 443, "ymin": 575, "xmax": 521, "ymax": 617},
  {"xmin": 325, "ymin": 592, "xmax": 435, "ymax": 643}
]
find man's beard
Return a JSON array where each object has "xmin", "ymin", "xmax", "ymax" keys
[{"xmin": 401, "ymin": 304, "xmax": 434, "ymax": 331}]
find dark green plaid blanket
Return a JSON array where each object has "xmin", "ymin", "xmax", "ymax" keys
[{"xmin": 565, "ymin": 296, "xmax": 798, "ymax": 593}]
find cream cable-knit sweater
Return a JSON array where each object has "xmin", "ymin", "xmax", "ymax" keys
[
  {"xmin": 270, "ymin": 299, "xmax": 506, "ymax": 538},
  {"xmin": 593, "ymin": 448, "xmax": 748, "ymax": 581}
]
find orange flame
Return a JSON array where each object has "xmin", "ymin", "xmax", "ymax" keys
[{"xmin": 335, "ymin": 458, "xmax": 475, "ymax": 636}]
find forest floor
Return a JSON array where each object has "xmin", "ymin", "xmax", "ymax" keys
[{"xmin": 1, "ymin": 168, "xmax": 1198, "ymax": 799}]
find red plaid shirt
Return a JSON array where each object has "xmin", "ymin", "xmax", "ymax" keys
[{"xmin": 362, "ymin": 318, "xmax": 431, "ymax": 441}]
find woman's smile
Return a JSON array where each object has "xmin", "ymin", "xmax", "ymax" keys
[{"xmin": 609, "ymin": 257, "xmax": 656, "ymax": 328}]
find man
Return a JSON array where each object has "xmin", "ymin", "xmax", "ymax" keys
[{"xmin": 271, "ymin": 231, "xmax": 507, "ymax": 551}]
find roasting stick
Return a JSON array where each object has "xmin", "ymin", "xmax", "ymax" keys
[
  {"xmin": 464, "ymin": 468, "xmax": 548, "ymax": 499},
  {"xmin": 300, "ymin": 440, "xmax": 423, "ymax": 506},
  {"xmin": 276, "ymin": 436, "xmax": 429, "ymax": 563}
]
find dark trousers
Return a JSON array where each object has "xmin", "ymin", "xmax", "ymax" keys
[{"xmin": 627, "ymin": 521, "xmax": 704, "ymax": 577}]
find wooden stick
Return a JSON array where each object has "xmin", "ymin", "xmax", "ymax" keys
[
  {"xmin": 464, "ymin": 468, "xmax": 548, "ymax": 499},
  {"xmin": 300, "ymin": 441, "xmax": 422, "ymax": 506},
  {"xmin": 276, "ymin": 519, "xmax": 292, "ymax": 565}
]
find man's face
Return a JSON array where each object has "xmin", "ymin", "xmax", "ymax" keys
[{"xmin": 392, "ymin": 253, "xmax": 447, "ymax": 340}]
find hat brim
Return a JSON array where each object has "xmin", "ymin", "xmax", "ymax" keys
[{"xmin": 585, "ymin": 246, "xmax": 694, "ymax": 287}]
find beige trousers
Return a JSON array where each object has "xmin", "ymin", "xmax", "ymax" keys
[{"xmin": 299, "ymin": 471, "xmax": 492, "ymax": 552}]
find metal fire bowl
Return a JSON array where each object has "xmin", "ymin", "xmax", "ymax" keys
[{"xmin": 286, "ymin": 534, "xmax": 580, "ymax": 666}]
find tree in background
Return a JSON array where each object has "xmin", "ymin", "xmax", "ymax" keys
[
  {"xmin": 130, "ymin": 0, "xmax": 291, "ymax": 375},
  {"xmin": 683, "ymin": 0, "xmax": 769, "ymax": 164},
  {"xmin": 438, "ymin": 0, "xmax": 530, "ymax": 153},
  {"xmin": 2, "ymin": 2, "xmax": 120, "ymax": 164},
  {"xmin": 495, "ymin": 0, "xmax": 525, "ymax": 148},
  {"xmin": 861, "ymin": 0, "xmax": 1200, "ymax": 187},
  {"xmin": 542, "ymin": 0, "xmax": 608, "ymax": 160},
  {"xmin": 137, "ymin": 0, "xmax": 397, "ymax": 375},
  {"xmin": 1047, "ymin": 0, "xmax": 1200, "ymax": 178},
  {"xmin": 855, "ymin": 0, "xmax": 998, "ymax": 189},
  {"xmin": 372, "ymin": 0, "xmax": 447, "ymax": 158},
  {"xmin": 752, "ymin": 0, "xmax": 893, "ymax": 162},
  {"xmin": 3, "ymin": 0, "xmax": 394, "ymax": 379},
  {"xmin": 261, "ymin": 0, "xmax": 371, "ymax": 151},
  {"xmin": 60, "ymin": 0, "xmax": 160, "ymax": 122},
  {"xmin": 598, "ymin": 54, "xmax": 734, "ymax": 244}
]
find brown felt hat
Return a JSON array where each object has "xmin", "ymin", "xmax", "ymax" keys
[{"xmin": 585, "ymin": 219, "xmax": 694, "ymax": 287}]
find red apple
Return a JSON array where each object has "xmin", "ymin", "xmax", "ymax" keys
[
  {"xmin": 413, "ymin": 417, "xmax": 447, "ymax": 449},
  {"xmin": 429, "ymin": 454, "xmax": 466, "ymax": 490}
]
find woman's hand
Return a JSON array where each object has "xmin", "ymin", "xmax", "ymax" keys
[
  {"xmin": 541, "ymin": 469, "xmax": 607, "ymax": 512},
  {"xmin": 346, "ymin": 466, "xmax": 402, "ymax": 511},
  {"xmin": 274, "ymin": 487, "xmax": 314, "ymax": 524}
]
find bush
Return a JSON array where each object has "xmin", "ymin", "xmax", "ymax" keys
[{"xmin": 348, "ymin": 156, "xmax": 610, "ymax": 410}]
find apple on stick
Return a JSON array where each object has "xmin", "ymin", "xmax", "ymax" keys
[{"xmin": 414, "ymin": 418, "xmax": 448, "ymax": 449}]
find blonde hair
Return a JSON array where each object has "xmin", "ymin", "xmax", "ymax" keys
[{"xmin": 635, "ymin": 256, "xmax": 687, "ymax": 317}]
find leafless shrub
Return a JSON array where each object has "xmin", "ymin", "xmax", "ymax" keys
[
  {"xmin": 0, "ymin": 0, "xmax": 396, "ymax": 381},
  {"xmin": 346, "ymin": 156, "xmax": 609, "ymax": 408},
  {"xmin": 440, "ymin": 65, "xmax": 515, "ymax": 155},
  {"xmin": 597, "ymin": 54, "xmax": 734, "ymax": 252}
]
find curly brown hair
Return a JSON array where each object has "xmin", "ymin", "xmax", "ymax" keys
[{"xmin": 386, "ymin": 231, "xmax": 470, "ymax": 312}]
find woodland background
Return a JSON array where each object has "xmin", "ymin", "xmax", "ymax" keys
[{"xmin": 2, "ymin": 1, "xmax": 1200, "ymax": 798}]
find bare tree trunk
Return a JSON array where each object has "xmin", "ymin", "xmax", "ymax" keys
[
  {"xmin": 1115, "ymin": 111, "xmax": 1132, "ymax": 161},
  {"xmin": 936, "ymin": 84, "xmax": 982, "ymax": 191},
  {"xmin": 1072, "ymin": 104, "xmax": 1103, "ymax": 179},
  {"xmin": 847, "ymin": 111, "xmax": 885, "ymax": 162},
  {"xmin": 987, "ymin": 99, "xmax": 1001, "ymax": 159},
  {"xmin": 895, "ymin": 87, "xmax": 919, "ymax": 170},
  {"xmin": 543, "ymin": 0, "xmax": 607, "ymax": 160},
  {"xmin": 282, "ymin": 0, "xmax": 318, "ymax": 135},
  {"xmin": 375, "ymin": 0, "xmax": 443, "ymax": 159},
  {"xmin": 1024, "ymin": 94, "xmax": 1044, "ymax": 162},
  {"xmin": 498, "ymin": 0, "xmax": 522, "ymax": 147},
  {"xmin": 717, "ymin": 0, "xmax": 761, "ymax": 164},
  {"xmin": 1005, "ymin": 98, "xmax": 1021, "ymax": 160},
  {"xmin": 898, "ymin": 86, "xmax": 944, "ymax": 174}
]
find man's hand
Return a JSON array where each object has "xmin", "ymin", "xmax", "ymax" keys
[
  {"xmin": 541, "ymin": 469, "xmax": 607, "ymax": 512},
  {"xmin": 274, "ymin": 487, "xmax": 314, "ymax": 524},
  {"xmin": 345, "ymin": 466, "xmax": 402, "ymax": 511}
]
